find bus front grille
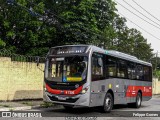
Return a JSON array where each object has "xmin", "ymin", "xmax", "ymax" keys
[{"xmin": 48, "ymin": 96, "xmax": 79, "ymax": 103}]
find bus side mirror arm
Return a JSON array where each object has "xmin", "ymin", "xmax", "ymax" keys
[
  {"xmin": 37, "ymin": 67, "xmax": 44, "ymax": 73},
  {"xmin": 36, "ymin": 57, "xmax": 44, "ymax": 72},
  {"xmin": 36, "ymin": 57, "xmax": 40, "ymax": 66}
]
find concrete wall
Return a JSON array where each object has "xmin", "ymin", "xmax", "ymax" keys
[
  {"xmin": 152, "ymin": 78, "xmax": 160, "ymax": 95},
  {"xmin": 0, "ymin": 57, "xmax": 44, "ymax": 101},
  {"xmin": 0, "ymin": 57, "xmax": 160, "ymax": 101}
]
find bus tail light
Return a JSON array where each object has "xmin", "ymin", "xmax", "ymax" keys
[{"xmin": 81, "ymin": 86, "xmax": 89, "ymax": 94}]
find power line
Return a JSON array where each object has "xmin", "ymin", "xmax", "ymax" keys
[
  {"xmin": 118, "ymin": 12, "xmax": 160, "ymax": 41},
  {"xmin": 25, "ymin": 0, "xmax": 67, "ymax": 22},
  {"xmin": 115, "ymin": 0, "xmax": 160, "ymax": 30},
  {"xmin": 132, "ymin": 0, "xmax": 160, "ymax": 23},
  {"xmin": 122, "ymin": 0, "xmax": 160, "ymax": 28},
  {"xmin": 20, "ymin": 0, "xmax": 160, "ymax": 42}
]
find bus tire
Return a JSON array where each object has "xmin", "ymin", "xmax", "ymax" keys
[
  {"xmin": 134, "ymin": 92, "xmax": 142, "ymax": 108},
  {"xmin": 63, "ymin": 105, "xmax": 73, "ymax": 110},
  {"xmin": 102, "ymin": 93, "xmax": 113, "ymax": 113}
]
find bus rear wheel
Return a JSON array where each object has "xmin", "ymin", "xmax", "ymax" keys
[
  {"xmin": 102, "ymin": 93, "xmax": 113, "ymax": 113},
  {"xmin": 134, "ymin": 92, "xmax": 142, "ymax": 108},
  {"xmin": 128, "ymin": 92, "xmax": 142, "ymax": 108}
]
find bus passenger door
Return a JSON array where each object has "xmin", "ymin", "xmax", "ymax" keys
[
  {"xmin": 90, "ymin": 53, "xmax": 105, "ymax": 107},
  {"xmin": 115, "ymin": 60, "xmax": 128, "ymax": 104}
]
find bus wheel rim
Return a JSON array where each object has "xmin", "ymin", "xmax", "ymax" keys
[
  {"xmin": 105, "ymin": 97, "xmax": 111, "ymax": 110},
  {"xmin": 137, "ymin": 95, "xmax": 141, "ymax": 106}
]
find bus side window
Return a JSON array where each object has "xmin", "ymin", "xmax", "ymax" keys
[
  {"xmin": 143, "ymin": 66, "xmax": 150, "ymax": 81},
  {"xmin": 136, "ymin": 65, "xmax": 143, "ymax": 80},
  {"xmin": 117, "ymin": 60, "xmax": 127, "ymax": 78},
  {"xmin": 92, "ymin": 53, "xmax": 104, "ymax": 81},
  {"xmin": 107, "ymin": 57, "xmax": 117, "ymax": 77},
  {"xmin": 149, "ymin": 67, "xmax": 152, "ymax": 82},
  {"xmin": 128, "ymin": 62, "xmax": 136, "ymax": 79}
]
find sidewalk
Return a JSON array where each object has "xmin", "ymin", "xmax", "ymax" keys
[
  {"xmin": 153, "ymin": 94, "xmax": 160, "ymax": 98},
  {"xmin": 0, "ymin": 100, "xmax": 44, "ymax": 111}
]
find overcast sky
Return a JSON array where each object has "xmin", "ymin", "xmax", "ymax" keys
[{"xmin": 115, "ymin": 0, "xmax": 160, "ymax": 55}]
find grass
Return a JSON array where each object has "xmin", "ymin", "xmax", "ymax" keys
[
  {"xmin": 40, "ymin": 102, "xmax": 53, "ymax": 108},
  {"xmin": 9, "ymin": 108, "xmax": 14, "ymax": 111},
  {"xmin": 3, "ymin": 105, "xmax": 10, "ymax": 107},
  {"xmin": 0, "ymin": 104, "xmax": 10, "ymax": 107},
  {"xmin": 21, "ymin": 102, "xmax": 33, "ymax": 106}
]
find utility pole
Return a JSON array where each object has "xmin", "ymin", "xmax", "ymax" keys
[{"xmin": 155, "ymin": 51, "xmax": 158, "ymax": 71}]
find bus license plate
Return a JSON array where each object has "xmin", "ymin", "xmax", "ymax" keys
[{"xmin": 57, "ymin": 96, "xmax": 66, "ymax": 100}]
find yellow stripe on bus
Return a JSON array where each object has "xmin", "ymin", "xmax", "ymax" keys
[{"xmin": 67, "ymin": 77, "xmax": 82, "ymax": 82}]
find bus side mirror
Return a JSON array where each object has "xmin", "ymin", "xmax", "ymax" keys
[{"xmin": 98, "ymin": 58, "xmax": 103, "ymax": 67}]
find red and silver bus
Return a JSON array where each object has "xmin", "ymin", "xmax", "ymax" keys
[{"xmin": 43, "ymin": 45, "xmax": 152, "ymax": 112}]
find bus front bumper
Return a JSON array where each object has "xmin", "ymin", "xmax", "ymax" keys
[{"xmin": 43, "ymin": 91, "xmax": 90, "ymax": 107}]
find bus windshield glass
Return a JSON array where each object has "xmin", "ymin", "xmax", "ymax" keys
[{"xmin": 45, "ymin": 56, "xmax": 88, "ymax": 82}]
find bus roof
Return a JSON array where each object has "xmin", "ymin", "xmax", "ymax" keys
[
  {"xmin": 90, "ymin": 45, "xmax": 152, "ymax": 66},
  {"xmin": 50, "ymin": 45, "xmax": 152, "ymax": 66}
]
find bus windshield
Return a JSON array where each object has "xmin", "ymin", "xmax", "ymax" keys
[{"xmin": 45, "ymin": 56, "xmax": 88, "ymax": 82}]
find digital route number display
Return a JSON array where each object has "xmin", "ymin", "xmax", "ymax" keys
[{"xmin": 49, "ymin": 46, "xmax": 88, "ymax": 55}]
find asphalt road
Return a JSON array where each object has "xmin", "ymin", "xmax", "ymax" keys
[
  {"xmin": 2, "ymin": 96, "xmax": 160, "ymax": 120},
  {"xmin": 28, "ymin": 96, "xmax": 160, "ymax": 118}
]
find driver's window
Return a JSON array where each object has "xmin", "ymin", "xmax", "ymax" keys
[
  {"xmin": 92, "ymin": 53, "xmax": 104, "ymax": 81},
  {"xmin": 64, "ymin": 56, "xmax": 87, "ymax": 82}
]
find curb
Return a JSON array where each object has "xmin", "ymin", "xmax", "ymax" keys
[
  {"xmin": 31, "ymin": 105, "xmax": 41, "ymax": 109},
  {"xmin": 0, "ymin": 104, "xmax": 60, "ymax": 111},
  {"xmin": 0, "ymin": 106, "xmax": 31, "ymax": 111},
  {"xmin": 0, "ymin": 105, "xmax": 41, "ymax": 111}
]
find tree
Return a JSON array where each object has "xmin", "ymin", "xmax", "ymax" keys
[
  {"xmin": 157, "ymin": 63, "xmax": 160, "ymax": 70},
  {"xmin": 44, "ymin": 0, "xmax": 117, "ymax": 45},
  {"xmin": 0, "ymin": 0, "xmax": 56, "ymax": 56},
  {"xmin": 151, "ymin": 56, "xmax": 160, "ymax": 70},
  {"xmin": 102, "ymin": 14, "xmax": 153, "ymax": 61},
  {"xmin": 0, "ymin": 0, "xmax": 154, "ymax": 60}
]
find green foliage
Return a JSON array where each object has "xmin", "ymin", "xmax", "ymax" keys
[
  {"xmin": 151, "ymin": 57, "xmax": 160, "ymax": 71},
  {"xmin": 157, "ymin": 64, "xmax": 160, "ymax": 70},
  {"xmin": 0, "ymin": 39, "xmax": 6, "ymax": 48},
  {"xmin": 102, "ymin": 15, "xmax": 153, "ymax": 61},
  {"xmin": 0, "ymin": 0, "xmax": 153, "ymax": 61},
  {"xmin": 0, "ymin": 0, "xmax": 54, "ymax": 56},
  {"xmin": 40, "ymin": 102, "xmax": 53, "ymax": 108},
  {"xmin": 154, "ymin": 70, "xmax": 160, "ymax": 79}
]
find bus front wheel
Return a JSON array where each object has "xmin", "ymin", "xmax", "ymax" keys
[{"xmin": 102, "ymin": 93, "xmax": 113, "ymax": 113}]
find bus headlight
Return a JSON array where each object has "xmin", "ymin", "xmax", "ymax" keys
[
  {"xmin": 43, "ymin": 83, "xmax": 47, "ymax": 92},
  {"xmin": 44, "ymin": 87, "xmax": 47, "ymax": 91},
  {"xmin": 81, "ymin": 87, "xmax": 89, "ymax": 94}
]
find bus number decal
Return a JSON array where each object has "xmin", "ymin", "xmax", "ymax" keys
[{"xmin": 65, "ymin": 91, "xmax": 75, "ymax": 95}]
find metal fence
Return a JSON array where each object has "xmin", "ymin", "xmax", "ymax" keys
[{"xmin": 0, "ymin": 49, "xmax": 45, "ymax": 63}]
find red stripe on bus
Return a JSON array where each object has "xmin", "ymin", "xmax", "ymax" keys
[
  {"xmin": 45, "ymin": 84, "xmax": 83, "ymax": 95},
  {"xmin": 126, "ymin": 86, "xmax": 152, "ymax": 97}
]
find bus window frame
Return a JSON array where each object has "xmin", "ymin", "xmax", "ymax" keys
[
  {"xmin": 116, "ymin": 59, "xmax": 128, "ymax": 79},
  {"xmin": 90, "ymin": 53, "xmax": 152, "ymax": 82},
  {"xmin": 45, "ymin": 55, "xmax": 89, "ymax": 84},
  {"xmin": 91, "ymin": 52, "xmax": 105, "ymax": 81},
  {"xmin": 106, "ymin": 55, "xmax": 117, "ymax": 78}
]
